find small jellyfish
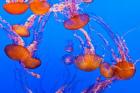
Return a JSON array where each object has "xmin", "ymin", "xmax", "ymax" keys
[
  {"xmin": 99, "ymin": 62, "xmax": 114, "ymax": 78},
  {"xmin": 22, "ymin": 57, "xmax": 41, "ymax": 69},
  {"xmin": 4, "ymin": 44, "xmax": 31, "ymax": 61},
  {"xmin": 29, "ymin": 0, "xmax": 50, "ymax": 15},
  {"xmin": 63, "ymin": 54, "xmax": 74, "ymax": 65},
  {"xmin": 3, "ymin": 0, "xmax": 28, "ymax": 15},
  {"xmin": 64, "ymin": 14, "xmax": 89, "ymax": 30},
  {"xmin": 75, "ymin": 48, "xmax": 102, "ymax": 72},
  {"xmin": 11, "ymin": 14, "xmax": 38, "ymax": 37},
  {"xmin": 12, "ymin": 24, "xmax": 29, "ymax": 37}
]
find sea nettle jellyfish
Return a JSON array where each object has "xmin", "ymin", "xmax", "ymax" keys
[
  {"xmin": 64, "ymin": 14, "xmax": 89, "ymax": 30},
  {"xmin": 12, "ymin": 24, "xmax": 29, "ymax": 37},
  {"xmin": 75, "ymin": 50, "xmax": 102, "ymax": 72},
  {"xmin": 3, "ymin": 0, "xmax": 28, "ymax": 15},
  {"xmin": 73, "ymin": 27, "xmax": 102, "ymax": 72},
  {"xmin": 11, "ymin": 14, "xmax": 38, "ymax": 37},
  {"xmin": 29, "ymin": 0, "xmax": 50, "ymax": 15},
  {"xmin": 4, "ymin": 44, "xmax": 31, "ymax": 61},
  {"xmin": 91, "ymin": 15, "xmax": 136, "ymax": 80},
  {"xmin": 99, "ymin": 62, "xmax": 114, "ymax": 78},
  {"xmin": 62, "ymin": 0, "xmax": 89, "ymax": 30}
]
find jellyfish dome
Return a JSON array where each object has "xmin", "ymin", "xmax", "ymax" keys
[
  {"xmin": 75, "ymin": 54, "xmax": 102, "ymax": 72},
  {"xmin": 64, "ymin": 14, "xmax": 89, "ymax": 30},
  {"xmin": 4, "ymin": 44, "xmax": 31, "ymax": 61},
  {"xmin": 3, "ymin": 1, "xmax": 28, "ymax": 15}
]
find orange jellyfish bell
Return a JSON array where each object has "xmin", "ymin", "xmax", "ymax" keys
[
  {"xmin": 29, "ymin": 0, "xmax": 50, "ymax": 15},
  {"xmin": 75, "ymin": 53, "xmax": 102, "ymax": 72},
  {"xmin": 64, "ymin": 14, "xmax": 89, "ymax": 30},
  {"xmin": 113, "ymin": 61, "xmax": 136, "ymax": 80},
  {"xmin": 4, "ymin": 44, "xmax": 31, "ymax": 61},
  {"xmin": 100, "ymin": 62, "xmax": 114, "ymax": 78},
  {"xmin": 12, "ymin": 24, "xmax": 29, "ymax": 37},
  {"xmin": 3, "ymin": 1, "xmax": 28, "ymax": 15},
  {"xmin": 22, "ymin": 57, "xmax": 41, "ymax": 69}
]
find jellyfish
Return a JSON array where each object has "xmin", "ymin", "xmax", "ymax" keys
[
  {"xmin": 64, "ymin": 14, "xmax": 89, "ymax": 30},
  {"xmin": 12, "ymin": 24, "xmax": 30, "ymax": 37},
  {"xmin": 91, "ymin": 14, "xmax": 136, "ymax": 80},
  {"xmin": 29, "ymin": 0, "xmax": 50, "ymax": 15},
  {"xmin": 4, "ymin": 44, "xmax": 31, "ymax": 61},
  {"xmin": 12, "ymin": 14, "xmax": 37, "ymax": 37},
  {"xmin": 62, "ymin": 0, "xmax": 90, "ymax": 30},
  {"xmin": 75, "ymin": 47, "xmax": 102, "ymax": 72},
  {"xmin": 99, "ymin": 62, "xmax": 114, "ymax": 78},
  {"xmin": 72, "ymin": 27, "xmax": 102, "ymax": 72},
  {"xmin": 3, "ymin": 0, "xmax": 29, "ymax": 15},
  {"xmin": 50, "ymin": 0, "xmax": 90, "ymax": 29}
]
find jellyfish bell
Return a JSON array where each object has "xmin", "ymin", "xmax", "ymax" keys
[
  {"xmin": 64, "ymin": 14, "xmax": 89, "ymax": 30},
  {"xmin": 4, "ymin": 44, "xmax": 31, "ymax": 61},
  {"xmin": 22, "ymin": 57, "xmax": 41, "ymax": 69},
  {"xmin": 75, "ymin": 53, "xmax": 102, "ymax": 72},
  {"xmin": 99, "ymin": 62, "xmax": 114, "ymax": 78},
  {"xmin": 63, "ymin": 54, "xmax": 74, "ymax": 65},
  {"xmin": 29, "ymin": 0, "xmax": 50, "ymax": 15},
  {"xmin": 113, "ymin": 61, "xmax": 136, "ymax": 80},
  {"xmin": 12, "ymin": 24, "xmax": 29, "ymax": 37},
  {"xmin": 3, "ymin": 1, "xmax": 28, "ymax": 15}
]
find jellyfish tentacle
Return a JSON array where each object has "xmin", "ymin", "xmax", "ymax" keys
[
  {"xmin": 82, "ymin": 77, "xmax": 116, "ymax": 93},
  {"xmin": 27, "ymin": 13, "xmax": 50, "ymax": 55},
  {"xmin": 79, "ymin": 28, "xmax": 95, "ymax": 53},
  {"xmin": 74, "ymin": 33, "xmax": 85, "ymax": 48},
  {"xmin": 96, "ymin": 32, "xmax": 119, "ymax": 62},
  {"xmin": 24, "ymin": 14, "xmax": 38, "ymax": 29},
  {"xmin": 91, "ymin": 15, "xmax": 126, "ymax": 61}
]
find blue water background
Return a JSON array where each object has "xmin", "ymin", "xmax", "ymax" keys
[{"xmin": 0, "ymin": 0, "xmax": 140, "ymax": 93}]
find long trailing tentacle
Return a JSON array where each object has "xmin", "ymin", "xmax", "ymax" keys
[
  {"xmin": 27, "ymin": 12, "xmax": 51, "ymax": 55},
  {"xmin": 90, "ymin": 14, "xmax": 126, "ymax": 61}
]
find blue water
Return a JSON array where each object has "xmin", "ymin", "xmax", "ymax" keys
[{"xmin": 0, "ymin": 0, "xmax": 140, "ymax": 93}]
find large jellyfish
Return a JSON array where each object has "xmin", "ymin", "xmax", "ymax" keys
[
  {"xmin": 3, "ymin": 0, "xmax": 29, "ymax": 15},
  {"xmin": 29, "ymin": 0, "xmax": 50, "ymax": 15}
]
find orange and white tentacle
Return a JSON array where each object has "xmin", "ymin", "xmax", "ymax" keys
[
  {"xmin": 79, "ymin": 28, "xmax": 95, "ymax": 53},
  {"xmin": 24, "ymin": 14, "xmax": 38, "ymax": 29}
]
